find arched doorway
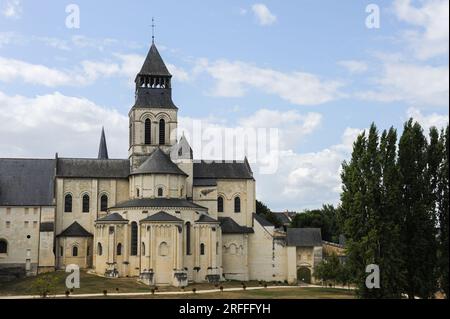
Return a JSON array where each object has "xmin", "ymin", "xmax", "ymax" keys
[{"xmin": 297, "ymin": 266, "xmax": 312, "ymax": 284}]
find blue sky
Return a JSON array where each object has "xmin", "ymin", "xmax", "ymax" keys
[{"xmin": 0, "ymin": 0, "xmax": 448, "ymax": 211}]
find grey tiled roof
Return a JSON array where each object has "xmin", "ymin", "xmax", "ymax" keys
[
  {"xmin": 57, "ymin": 222, "xmax": 93, "ymax": 238},
  {"xmin": 193, "ymin": 179, "xmax": 217, "ymax": 187},
  {"xmin": 112, "ymin": 198, "xmax": 208, "ymax": 210},
  {"xmin": 98, "ymin": 128, "xmax": 109, "ymax": 160},
  {"xmin": 196, "ymin": 214, "xmax": 219, "ymax": 223},
  {"xmin": 133, "ymin": 88, "xmax": 178, "ymax": 109},
  {"xmin": 141, "ymin": 211, "xmax": 183, "ymax": 223},
  {"xmin": 138, "ymin": 44, "xmax": 171, "ymax": 77},
  {"xmin": 253, "ymin": 213, "xmax": 274, "ymax": 227},
  {"xmin": 286, "ymin": 228, "xmax": 322, "ymax": 247},
  {"xmin": 96, "ymin": 213, "xmax": 128, "ymax": 223},
  {"xmin": 131, "ymin": 148, "xmax": 187, "ymax": 176},
  {"xmin": 219, "ymin": 217, "xmax": 254, "ymax": 234},
  {"xmin": 40, "ymin": 222, "xmax": 54, "ymax": 232},
  {"xmin": 0, "ymin": 159, "xmax": 55, "ymax": 206},
  {"xmin": 272, "ymin": 212, "xmax": 292, "ymax": 224},
  {"xmin": 57, "ymin": 158, "xmax": 129, "ymax": 178},
  {"xmin": 193, "ymin": 160, "xmax": 254, "ymax": 180}
]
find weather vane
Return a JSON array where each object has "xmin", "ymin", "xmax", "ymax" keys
[{"xmin": 151, "ymin": 17, "xmax": 156, "ymax": 44}]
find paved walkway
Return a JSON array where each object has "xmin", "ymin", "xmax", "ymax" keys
[{"xmin": 0, "ymin": 285, "xmax": 347, "ymax": 299}]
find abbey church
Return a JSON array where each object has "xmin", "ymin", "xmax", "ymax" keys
[{"xmin": 0, "ymin": 42, "xmax": 324, "ymax": 286}]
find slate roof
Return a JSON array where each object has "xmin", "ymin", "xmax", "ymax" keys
[
  {"xmin": 193, "ymin": 179, "xmax": 217, "ymax": 187},
  {"xmin": 273, "ymin": 212, "xmax": 292, "ymax": 225},
  {"xmin": 193, "ymin": 160, "xmax": 254, "ymax": 180},
  {"xmin": 133, "ymin": 88, "xmax": 178, "ymax": 109},
  {"xmin": 0, "ymin": 159, "xmax": 55, "ymax": 206},
  {"xmin": 196, "ymin": 214, "xmax": 219, "ymax": 223},
  {"xmin": 286, "ymin": 228, "xmax": 322, "ymax": 247},
  {"xmin": 219, "ymin": 217, "xmax": 254, "ymax": 234},
  {"xmin": 57, "ymin": 222, "xmax": 93, "ymax": 238},
  {"xmin": 112, "ymin": 198, "xmax": 208, "ymax": 210},
  {"xmin": 138, "ymin": 43, "xmax": 172, "ymax": 77},
  {"xmin": 131, "ymin": 148, "xmax": 187, "ymax": 176},
  {"xmin": 96, "ymin": 213, "xmax": 128, "ymax": 223},
  {"xmin": 56, "ymin": 158, "xmax": 129, "ymax": 179},
  {"xmin": 98, "ymin": 127, "xmax": 109, "ymax": 160},
  {"xmin": 253, "ymin": 213, "xmax": 274, "ymax": 227},
  {"xmin": 140, "ymin": 211, "xmax": 183, "ymax": 223}
]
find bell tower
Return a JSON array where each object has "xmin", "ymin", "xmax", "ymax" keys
[{"xmin": 128, "ymin": 42, "xmax": 178, "ymax": 170}]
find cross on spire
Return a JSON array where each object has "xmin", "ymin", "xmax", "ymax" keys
[{"xmin": 151, "ymin": 17, "xmax": 156, "ymax": 44}]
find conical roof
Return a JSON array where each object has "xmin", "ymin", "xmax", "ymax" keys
[
  {"xmin": 131, "ymin": 148, "xmax": 188, "ymax": 176},
  {"xmin": 138, "ymin": 43, "xmax": 171, "ymax": 77},
  {"xmin": 98, "ymin": 127, "xmax": 109, "ymax": 160}
]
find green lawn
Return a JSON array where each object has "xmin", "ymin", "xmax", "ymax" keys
[{"xmin": 0, "ymin": 271, "xmax": 355, "ymax": 299}]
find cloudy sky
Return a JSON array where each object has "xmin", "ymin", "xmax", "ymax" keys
[{"xmin": 0, "ymin": 0, "xmax": 448, "ymax": 211}]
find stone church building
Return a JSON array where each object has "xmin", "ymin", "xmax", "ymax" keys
[{"xmin": 0, "ymin": 42, "xmax": 323, "ymax": 286}]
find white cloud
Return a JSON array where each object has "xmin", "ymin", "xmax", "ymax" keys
[
  {"xmin": 0, "ymin": 55, "xmax": 189, "ymax": 87},
  {"xmin": 393, "ymin": 0, "xmax": 449, "ymax": 60},
  {"xmin": 251, "ymin": 4, "xmax": 277, "ymax": 26},
  {"xmin": 0, "ymin": 91, "xmax": 128, "ymax": 158},
  {"xmin": 255, "ymin": 127, "xmax": 363, "ymax": 210},
  {"xmin": 2, "ymin": 0, "xmax": 22, "ymax": 19},
  {"xmin": 406, "ymin": 107, "xmax": 449, "ymax": 132},
  {"xmin": 195, "ymin": 59, "xmax": 344, "ymax": 105},
  {"xmin": 338, "ymin": 60, "xmax": 368, "ymax": 74},
  {"xmin": 357, "ymin": 63, "xmax": 449, "ymax": 107}
]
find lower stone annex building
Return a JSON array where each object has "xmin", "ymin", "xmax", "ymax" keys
[{"xmin": 0, "ymin": 41, "xmax": 325, "ymax": 287}]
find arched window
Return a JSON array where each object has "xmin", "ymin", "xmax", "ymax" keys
[
  {"xmin": 178, "ymin": 148, "xmax": 183, "ymax": 157},
  {"xmin": 217, "ymin": 196, "xmax": 224, "ymax": 213},
  {"xmin": 87, "ymin": 246, "xmax": 90, "ymax": 256},
  {"xmin": 130, "ymin": 222, "xmax": 138, "ymax": 256},
  {"xmin": 216, "ymin": 242, "xmax": 219, "ymax": 255},
  {"xmin": 234, "ymin": 197, "xmax": 241, "ymax": 213},
  {"xmin": 159, "ymin": 119, "xmax": 166, "ymax": 145},
  {"xmin": 185, "ymin": 222, "xmax": 191, "ymax": 255},
  {"xmin": 82, "ymin": 194, "xmax": 90, "ymax": 213},
  {"xmin": 157, "ymin": 187, "xmax": 163, "ymax": 197},
  {"xmin": 136, "ymin": 188, "xmax": 140, "ymax": 198},
  {"xmin": 64, "ymin": 194, "xmax": 72, "ymax": 213},
  {"xmin": 159, "ymin": 242, "xmax": 168, "ymax": 256},
  {"xmin": 100, "ymin": 195, "xmax": 108, "ymax": 212},
  {"xmin": 141, "ymin": 243, "xmax": 146, "ymax": 256},
  {"xmin": 117, "ymin": 243, "xmax": 122, "ymax": 256},
  {"xmin": 97, "ymin": 243, "xmax": 103, "ymax": 256},
  {"xmin": 200, "ymin": 243, "xmax": 205, "ymax": 256},
  {"xmin": 72, "ymin": 246, "xmax": 78, "ymax": 257},
  {"xmin": 60, "ymin": 246, "xmax": 64, "ymax": 256},
  {"xmin": 145, "ymin": 119, "xmax": 151, "ymax": 145},
  {"xmin": 0, "ymin": 239, "xmax": 8, "ymax": 254},
  {"xmin": 129, "ymin": 123, "xmax": 133, "ymax": 147}
]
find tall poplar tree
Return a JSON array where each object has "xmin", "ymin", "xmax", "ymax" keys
[
  {"xmin": 398, "ymin": 119, "xmax": 438, "ymax": 299},
  {"xmin": 437, "ymin": 125, "xmax": 449, "ymax": 298}
]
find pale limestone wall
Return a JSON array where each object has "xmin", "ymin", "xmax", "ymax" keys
[
  {"xmin": 175, "ymin": 161, "xmax": 193, "ymax": 199},
  {"xmin": 55, "ymin": 177, "xmax": 129, "ymax": 236},
  {"xmin": 193, "ymin": 186, "xmax": 218, "ymax": 219},
  {"xmin": 0, "ymin": 206, "xmax": 54, "ymax": 275},
  {"xmin": 248, "ymin": 222, "xmax": 288, "ymax": 282},
  {"xmin": 56, "ymin": 237, "xmax": 92, "ymax": 269},
  {"xmin": 215, "ymin": 179, "xmax": 256, "ymax": 227},
  {"xmin": 130, "ymin": 174, "xmax": 187, "ymax": 199},
  {"xmin": 129, "ymin": 108, "xmax": 178, "ymax": 169},
  {"xmin": 221, "ymin": 234, "xmax": 249, "ymax": 281}
]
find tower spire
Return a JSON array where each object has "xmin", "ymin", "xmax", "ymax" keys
[
  {"xmin": 151, "ymin": 17, "xmax": 156, "ymax": 44},
  {"xmin": 98, "ymin": 127, "xmax": 109, "ymax": 160}
]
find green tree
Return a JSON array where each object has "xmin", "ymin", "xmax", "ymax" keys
[
  {"xmin": 398, "ymin": 119, "xmax": 438, "ymax": 299},
  {"xmin": 291, "ymin": 205, "xmax": 340, "ymax": 242},
  {"xmin": 314, "ymin": 253, "xmax": 344, "ymax": 287},
  {"xmin": 255, "ymin": 200, "xmax": 282, "ymax": 228},
  {"xmin": 437, "ymin": 125, "xmax": 449, "ymax": 298}
]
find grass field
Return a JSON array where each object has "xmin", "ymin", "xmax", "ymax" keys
[{"xmin": 0, "ymin": 271, "xmax": 355, "ymax": 299}]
